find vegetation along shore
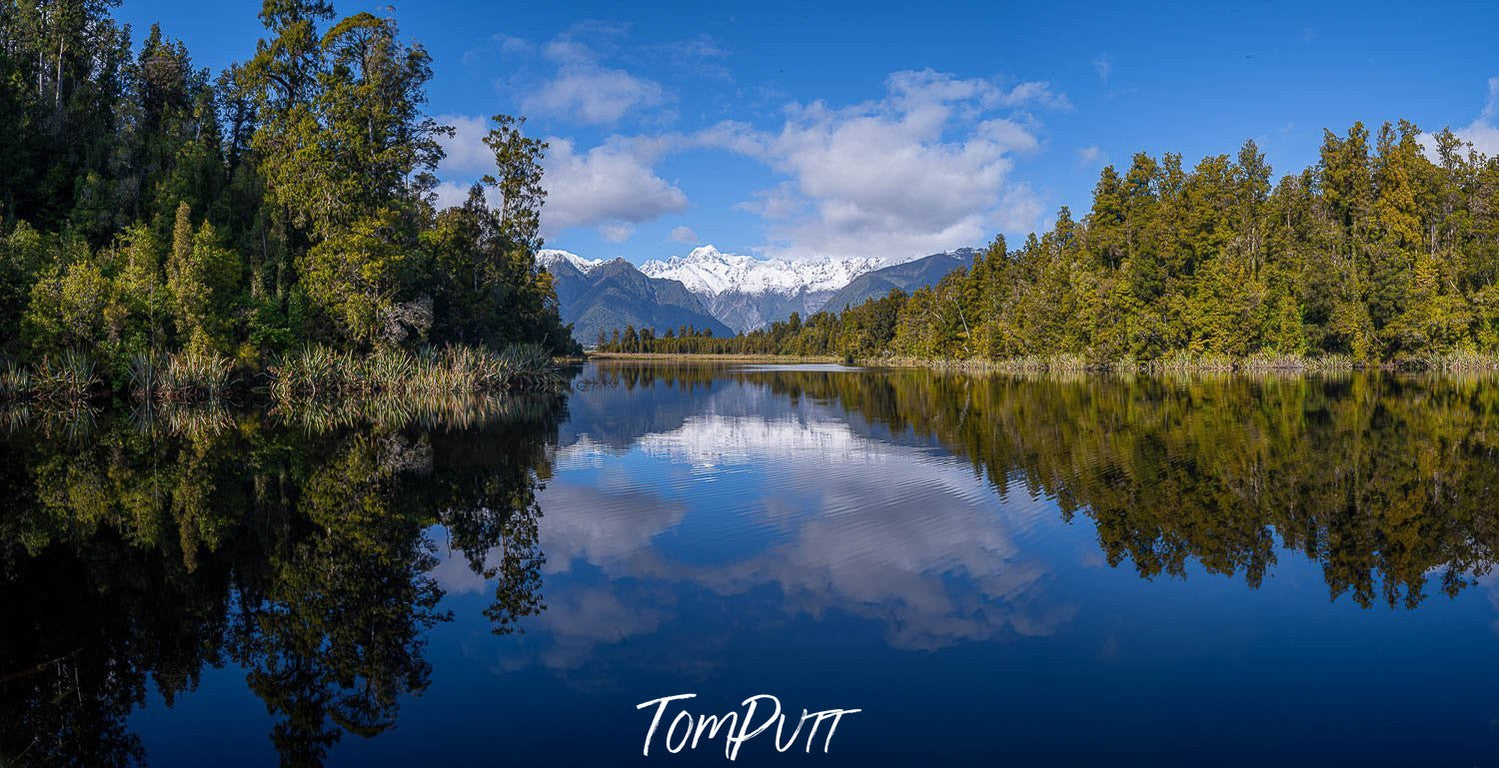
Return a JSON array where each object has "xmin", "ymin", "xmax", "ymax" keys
[
  {"xmin": 8, "ymin": 1, "xmax": 1499, "ymax": 394},
  {"xmin": 597, "ymin": 124, "xmax": 1499, "ymax": 371},
  {"xmin": 0, "ymin": 2, "xmax": 579, "ymax": 405}
]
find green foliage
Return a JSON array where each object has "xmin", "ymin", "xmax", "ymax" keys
[
  {"xmin": 266, "ymin": 343, "xmax": 562, "ymax": 403},
  {"xmin": 604, "ymin": 126, "xmax": 1499, "ymax": 367},
  {"xmin": 167, "ymin": 203, "xmax": 241, "ymax": 354},
  {"xmin": 129, "ymin": 348, "xmax": 234, "ymax": 402},
  {"xmin": 0, "ymin": 1, "xmax": 575, "ymax": 391}
]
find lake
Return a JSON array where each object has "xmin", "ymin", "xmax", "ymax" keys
[{"xmin": 3, "ymin": 362, "xmax": 1499, "ymax": 766}]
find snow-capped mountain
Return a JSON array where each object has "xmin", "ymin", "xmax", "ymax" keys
[
  {"xmin": 639, "ymin": 245, "xmax": 886, "ymax": 297},
  {"xmin": 533, "ymin": 249, "xmax": 732, "ymax": 344},
  {"xmin": 536, "ymin": 249, "xmax": 605, "ymax": 275},
  {"xmin": 536, "ymin": 244, "xmax": 978, "ymax": 339},
  {"xmin": 638, "ymin": 245, "xmax": 889, "ymax": 333}
]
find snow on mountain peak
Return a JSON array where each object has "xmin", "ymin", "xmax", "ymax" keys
[
  {"xmin": 638, "ymin": 245, "xmax": 887, "ymax": 296},
  {"xmin": 536, "ymin": 249, "xmax": 605, "ymax": 274}
]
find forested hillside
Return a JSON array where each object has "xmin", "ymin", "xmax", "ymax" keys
[
  {"xmin": 603, "ymin": 128, "xmax": 1499, "ymax": 367},
  {"xmin": 0, "ymin": 0, "xmax": 578, "ymax": 395}
]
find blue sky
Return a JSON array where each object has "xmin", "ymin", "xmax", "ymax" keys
[{"xmin": 118, "ymin": 1, "xmax": 1499, "ymax": 264}]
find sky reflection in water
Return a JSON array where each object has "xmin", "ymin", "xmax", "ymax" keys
[{"xmin": 21, "ymin": 364, "xmax": 1499, "ymax": 765}]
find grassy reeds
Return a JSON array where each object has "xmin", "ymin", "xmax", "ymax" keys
[
  {"xmin": 131, "ymin": 401, "xmax": 235, "ymax": 439},
  {"xmin": 1409, "ymin": 351, "xmax": 1499, "ymax": 372},
  {"xmin": 0, "ymin": 350, "xmax": 98, "ymax": 402},
  {"xmin": 271, "ymin": 391, "xmax": 559, "ymax": 433},
  {"xmin": 0, "ymin": 401, "xmax": 99, "ymax": 440},
  {"xmin": 1140, "ymin": 352, "xmax": 1358, "ymax": 373},
  {"xmin": 864, "ymin": 351, "xmax": 1453, "ymax": 373},
  {"xmin": 129, "ymin": 349, "xmax": 235, "ymax": 402},
  {"xmin": 266, "ymin": 343, "xmax": 561, "ymax": 403},
  {"xmin": 1, "ymin": 341, "xmax": 558, "ymax": 417}
]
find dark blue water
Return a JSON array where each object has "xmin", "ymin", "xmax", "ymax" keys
[{"xmin": 6, "ymin": 364, "xmax": 1499, "ymax": 765}]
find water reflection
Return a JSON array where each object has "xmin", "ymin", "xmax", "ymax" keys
[
  {"xmin": 542, "ymin": 409, "xmax": 1067, "ymax": 654},
  {"xmin": 568, "ymin": 364, "xmax": 1499, "ymax": 610},
  {"xmin": 4, "ymin": 365, "xmax": 1499, "ymax": 764},
  {"xmin": 0, "ymin": 396, "xmax": 562, "ymax": 766}
]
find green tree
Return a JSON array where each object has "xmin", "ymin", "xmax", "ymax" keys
[{"xmin": 166, "ymin": 203, "xmax": 240, "ymax": 354}]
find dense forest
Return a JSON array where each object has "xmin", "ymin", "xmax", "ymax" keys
[
  {"xmin": 601, "ymin": 127, "xmax": 1499, "ymax": 368},
  {"xmin": 0, "ymin": 0, "xmax": 578, "ymax": 398}
]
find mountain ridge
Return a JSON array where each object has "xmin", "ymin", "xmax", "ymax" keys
[
  {"xmin": 538, "ymin": 251, "xmax": 733, "ymax": 345},
  {"xmin": 637, "ymin": 245, "xmax": 890, "ymax": 333},
  {"xmin": 817, "ymin": 248, "xmax": 980, "ymax": 314},
  {"xmin": 639, "ymin": 245, "xmax": 887, "ymax": 297},
  {"xmin": 538, "ymin": 244, "xmax": 979, "ymax": 339}
]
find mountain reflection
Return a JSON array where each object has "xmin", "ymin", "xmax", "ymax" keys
[
  {"xmin": 534, "ymin": 410, "xmax": 1067, "ymax": 658},
  {"xmin": 5, "ymin": 365, "xmax": 1499, "ymax": 765},
  {"xmin": 572, "ymin": 364, "xmax": 1499, "ymax": 611}
]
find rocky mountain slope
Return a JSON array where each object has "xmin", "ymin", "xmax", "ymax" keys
[
  {"xmin": 537, "ymin": 250, "xmax": 733, "ymax": 344},
  {"xmin": 817, "ymin": 248, "xmax": 979, "ymax": 314},
  {"xmin": 539, "ymin": 245, "xmax": 979, "ymax": 340},
  {"xmin": 638, "ymin": 246, "xmax": 886, "ymax": 333}
]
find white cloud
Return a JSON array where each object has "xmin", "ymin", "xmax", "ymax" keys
[
  {"xmin": 496, "ymin": 33, "xmax": 533, "ymax": 56},
  {"xmin": 1092, "ymin": 55, "xmax": 1112, "ymax": 81},
  {"xmin": 993, "ymin": 80, "xmax": 1072, "ymax": 111},
  {"xmin": 524, "ymin": 66, "xmax": 665, "ymax": 125},
  {"xmin": 598, "ymin": 222, "xmax": 635, "ymax": 243},
  {"xmin": 432, "ymin": 123, "xmax": 688, "ymax": 242},
  {"xmin": 1076, "ymin": 145, "xmax": 1105, "ymax": 166},
  {"xmin": 1453, "ymin": 77, "xmax": 1499, "ymax": 157},
  {"xmin": 645, "ymin": 33, "xmax": 733, "ymax": 82},
  {"xmin": 667, "ymin": 225, "xmax": 698, "ymax": 243},
  {"xmin": 520, "ymin": 37, "xmax": 667, "ymax": 125},
  {"xmin": 1419, "ymin": 77, "xmax": 1499, "ymax": 161},
  {"xmin": 430, "ymin": 180, "xmax": 482, "ymax": 211},
  {"xmin": 697, "ymin": 69, "xmax": 1060, "ymax": 261},
  {"xmin": 541, "ymin": 136, "xmax": 687, "ymax": 240},
  {"xmin": 731, "ymin": 181, "xmax": 801, "ymax": 221},
  {"xmin": 671, "ymin": 33, "xmax": 728, "ymax": 61},
  {"xmin": 431, "ymin": 114, "xmax": 499, "ymax": 210},
  {"xmin": 435, "ymin": 114, "xmax": 494, "ymax": 178}
]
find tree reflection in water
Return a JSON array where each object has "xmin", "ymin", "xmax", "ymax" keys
[
  {"xmin": 5, "ymin": 367, "xmax": 1499, "ymax": 764},
  {"xmin": 588, "ymin": 363, "xmax": 1499, "ymax": 610},
  {"xmin": 0, "ymin": 394, "xmax": 562, "ymax": 766}
]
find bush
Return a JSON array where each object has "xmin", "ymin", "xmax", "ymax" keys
[
  {"xmin": 0, "ymin": 350, "xmax": 99, "ymax": 402},
  {"xmin": 266, "ymin": 343, "xmax": 561, "ymax": 403},
  {"xmin": 130, "ymin": 349, "xmax": 235, "ymax": 402}
]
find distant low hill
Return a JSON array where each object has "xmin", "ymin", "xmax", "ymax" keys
[
  {"xmin": 539, "ymin": 251, "xmax": 734, "ymax": 345},
  {"xmin": 817, "ymin": 248, "xmax": 979, "ymax": 314}
]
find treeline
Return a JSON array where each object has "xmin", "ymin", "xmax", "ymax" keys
[
  {"xmin": 601, "ymin": 125, "xmax": 1499, "ymax": 366},
  {"xmin": 594, "ymin": 323, "xmax": 722, "ymax": 354},
  {"xmin": 0, "ymin": 0, "xmax": 578, "ymax": 395},
  {"xmin": 596, "ymin": 290, "xmax": 903, "ymax": 357},
  {"xmin": 590, "ymin": 362, "xmax": 1499, "ymax": 608}
]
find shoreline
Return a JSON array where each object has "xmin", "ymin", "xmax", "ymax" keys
[
  {"xmin": 585, "ymin": 352, "xmax": 844, "ymax": 364},
  {"xmin": 584, "ymin": 351, "xmax": 1499, "ymax": 373}
]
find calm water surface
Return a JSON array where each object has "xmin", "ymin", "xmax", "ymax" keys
[{"xmin": 4, "ymin": 363, "xmax": 1499, "ymax": 766}]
